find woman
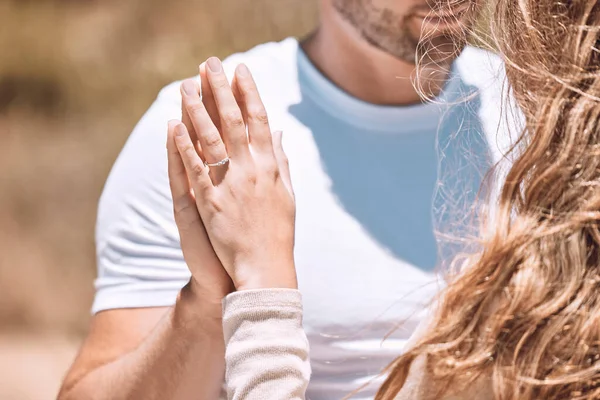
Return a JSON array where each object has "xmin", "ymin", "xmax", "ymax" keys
[{"xmin": 166, "ymin": 0, "xmax": 600, "ymax": 398}]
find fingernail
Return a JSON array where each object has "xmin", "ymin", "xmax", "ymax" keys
[
  {"xmin": 237, "ymin": 63, "xmax": 250, "ymax": 77},
  {"xmin": 182, "ymin": 80, "xmax": 196, "ymax": 95},
  {"xmin": 207, "ymin": 57, "xmax": 222, "ymax": 73},
  {"xmin": 175, "ymin": 124, "xmax": 186, "ymax": 137}
]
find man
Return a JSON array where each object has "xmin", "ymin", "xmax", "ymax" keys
[{"xmin": 59, "ymin": 0, "xmax": 511, "ymax": 399}]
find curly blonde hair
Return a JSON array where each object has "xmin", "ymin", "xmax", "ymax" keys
[{"xmin": 377, "ymin": 0, "xmax": 600, "ymax": 399}]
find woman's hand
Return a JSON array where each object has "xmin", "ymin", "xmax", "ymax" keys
[{"xmin": 172, "ymin": 57, "xmax": 297, "ymax": 291}]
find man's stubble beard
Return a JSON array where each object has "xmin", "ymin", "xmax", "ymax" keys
[{"xmin": 332, "ymin": 0, "xmax": 464, "ymax": 66}]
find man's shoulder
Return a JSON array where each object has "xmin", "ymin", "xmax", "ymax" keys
[
  {"xmin": 156, "ymin": 37, "xmax": 299, "ymax": 105},
  {"xmin": 452, "ymin": 46, "xmax": 512, "ymax": 121},
  {"xmin": 453, "ymin": 45, "xmax": 505, "ymax": 90},
  {"xmin": 454, "ymin": 46, "xmax": 523, "ymax": 164},
  {"xmin": 222, "ymin": 37, "xmax": 299, "ymax": 72}
]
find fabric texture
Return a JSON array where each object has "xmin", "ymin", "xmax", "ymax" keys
[{"xmin": 223, "ymin": 289, "xmax": 311, "ymax": 400}]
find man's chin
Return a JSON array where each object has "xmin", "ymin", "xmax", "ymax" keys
[
  {"xmin": 361, "ymin": 35, "xmax": 419, "ymax": 64},
  {"xmin": 367, "ymin": 36, "xmax": 462, "ymax": 67}
]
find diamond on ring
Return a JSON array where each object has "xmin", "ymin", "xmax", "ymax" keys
[{"xmin": 204, "ymin": 157, "xmax": 230, "ymax": 168}]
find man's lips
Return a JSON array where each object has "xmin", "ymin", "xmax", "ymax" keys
[{"xmin": 412, "ymin": 4, "xmax": 470, "ymax": 21}]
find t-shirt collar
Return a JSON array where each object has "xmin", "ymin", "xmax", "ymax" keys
[{"xmin": 295, "ymin": 40, "xmax": 464, "ymax": 134}]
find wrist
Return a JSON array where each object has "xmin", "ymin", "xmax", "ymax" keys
[
  {"xmin": 233, "ymin": 261, "xmax": 298, "ymax": 292},
  {"xmin": 177, "ymin": 280, "xmax": 226, "ymax": 327}
]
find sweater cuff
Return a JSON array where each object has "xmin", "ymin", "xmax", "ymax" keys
[
  {"xmin": 223, "ymin": 288, "xmax": 302, "ymax": 311},
  {"xmin": 221, "ymin": 288, "xmax": 309, "ymax": 399},
  {"xmin": 222, "ymin": 289, "xmax": 303, "ymax": 342}
]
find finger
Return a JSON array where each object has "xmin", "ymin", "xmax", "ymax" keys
[
  {"xmin": 167, "ymin": 121, "xmax": 219, "ymax": 275},
  {"xmin": 231, "ymin": 73, "xmax": 249, "ymax": 126},
  {"xmin": 205, "ymin": 57, "xmax": 250, "ymax": 158},
  {"xmin": 200, "ymin": 62, "xmax": 221, "ymax": 132},
  {"xmin": 233, "ymin": 63, "xmax": 273, "ymax": 153},
  {"xmin": 167, "ymin": 120, "xmax": 194, "ymax": 203},
  {"xmin": 172, "ymin": 122, "xmax": 213, "ymax": 198},
  {"xmin": 167, "ymin": 120, "xmax": 203, "ymax": 228},
  {"xmin": 181, "ymin": 79, "xmax": 228, "ymax": 166},
  {"xmin": 272, "ymin": 130, "xmax": 294, "ymax": 199},
  {"xmin": 180, "ymin": 81, "xmax": 204, "ymax": 159}
]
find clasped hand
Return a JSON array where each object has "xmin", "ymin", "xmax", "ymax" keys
[{"xmin": 166, "ymin": 57, "xmax": 297, "ymax": 300}]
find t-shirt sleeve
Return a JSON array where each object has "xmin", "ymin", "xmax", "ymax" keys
[{"xmin": 92, "ymin": 81, "xmax": 192, "ymax": 314}]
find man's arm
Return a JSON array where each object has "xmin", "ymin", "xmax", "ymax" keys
[
  {"xmin": 58, "ymin": 283, "xmax": 225, "ymax": 400},
  {"xmin": 59, "ymin": 79, "xmax": 232, "ymax": 399}
]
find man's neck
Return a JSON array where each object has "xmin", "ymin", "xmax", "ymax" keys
[{"xmin": 301, "ymin": 7, "xmax": 451, "ymax": 106}]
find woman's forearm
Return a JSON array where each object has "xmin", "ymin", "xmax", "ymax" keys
[{"xmin": 222, "ymin": 289, "xmax": 310, "ymax": 400}]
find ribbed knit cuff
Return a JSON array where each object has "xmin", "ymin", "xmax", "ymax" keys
[
  {"xmin": 221, "ymin": 288, "xmax": 309, "ymax": 399},
  {"xmin": 222, "ymin": 289, "xmax": 303, "ymax": 343},
  {"xmin": 223, "ymin": 288, "xmax": 302, "ymax": 311}
]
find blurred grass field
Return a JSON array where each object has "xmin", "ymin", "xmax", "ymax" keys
[{"xmin": 0, "ymin": 1, "xmax": 317, "ymax": 398}]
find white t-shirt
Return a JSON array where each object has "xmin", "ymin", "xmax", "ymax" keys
[{"xmin": 94, "ymin": 38, "xmax": 513, "ymax": 399}]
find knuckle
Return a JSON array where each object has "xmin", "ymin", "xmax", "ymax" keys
[
  {"xmin": 188, "ymin": 102, "xmax": 205, "ymax": 117},
  {"xmin": 173, "ymin": 201, "xmax": 199, "ymax": 230},
  {"xmin": 204, "ymin": 131, "xmax": 223, "ymax": 149},
  {"xmin": 222, "ymin": 110, "xmax": 245, "ymax": 128},
  {"xmin": 264, "ymin": 161, "xmax": 279, "ymax": 177},
  {"xmin": 173, "ymin": 199, "xmax": 195, "ymax": 217},
  {"xmin": 190, "ymin": 162, "xmax": 205, "ymax": 177},
  {"xmin": 241, "ymin": 85, "xmax": 259, "ymax": 98},
  {"xmin": 181, "ymin": 143, "xmax": 196, "ymax": 154},
  {"xmin": 245, "ymin": 171, "xmax": 258, "ymax": 185},
  {"xmin": 206, "ymin": 195, "xmax": 222, "ymax": 213},
  {"xmin": 248, "ymin": 107, "xmax": 269, "ymax": 125}
]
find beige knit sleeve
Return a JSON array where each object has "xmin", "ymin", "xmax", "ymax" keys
[{"xmin": 222, "ymin": 289, "xmax": 311, "ymax": 400}]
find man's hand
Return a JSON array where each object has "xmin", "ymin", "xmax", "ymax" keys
[
  {"xmin": 166, "ymin": 77, "xmax": 235, "ymax": 302},
  {"xmin": 167, "ymin": 116, "xmax": 234, "ymax": 301},
  {"xmin": 58, "ymin": 61, "xmax": 243, "ymax": 400}
]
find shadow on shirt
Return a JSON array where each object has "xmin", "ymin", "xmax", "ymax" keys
[{"xmin": 288, "ymin": 74, "xmax": 492, "ymax": 272}]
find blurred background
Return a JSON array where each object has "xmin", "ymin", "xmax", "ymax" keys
[{"xmin": 0, "ymin": 1, "xmax": 317, "ymax": 398}]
